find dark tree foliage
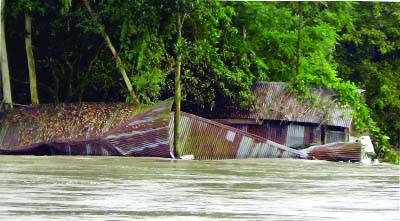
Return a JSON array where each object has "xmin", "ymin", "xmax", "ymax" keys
[{"xmin": 336, "ymin": 2, "xmax": 400, "ymax": 155}]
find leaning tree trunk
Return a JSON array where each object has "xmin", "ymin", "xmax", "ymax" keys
[
  {"xmin": 0, "ymin": 0, "xmax": 12, "ymax": 110},
  {"xmin": 25, "ymin": 13, "xmax": 39, "ymax": 105},
  {"xmin": 82, "ymin": 0, "xmax": 140, "ymax": 105}
]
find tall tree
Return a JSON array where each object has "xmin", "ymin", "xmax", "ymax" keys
[
  {"xmin": 25, "ymin": 13, "xmax": 39, "ymax": 104},
  {"xmin": 173, "ymin": 3, "xmax": 185, "ymax": 158},
  {"xmin": 0, "ymin": 0, "xmax": 12, "ymax": 110}
]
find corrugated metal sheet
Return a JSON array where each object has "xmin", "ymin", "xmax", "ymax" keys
[
  {"xmin": 170, "ymin": 112, "xmax": 306, "ymax": 160},
  {"xmin": 327, "ymin": 108, "xmax": 353, "ymax": 129},
  {"xmin": 0, "ymin": 99, "xmax": 174, "ymax": 157},
  {"xmin": 230, "ymin": 124, "xmax": 248, "ymax": 132},
  {"xmin": 247, "ymin": 123, "xmax": 288, "ymax": 145},
  {"xmin": 304, "ymin": 126, "xmax": 318, "ymax": 144},
  {"xmin": 327, "ymin": 131, "xmax": 346, "ymax": 143},
  {"xmin": 267, "ymin": 122, "xmax": 288, "ymax": 145},
  {"xmin": 1, "ymin": 98, "xmax": 357, "ymax": 162},
  {"xmin": 105, "ymin": 99, "xmax": 173, "ymax": 157},
  {"xmin": 0, "ymin": 103, "xmax": 136, "ymax": 151},
  {"xmin": 305, "ymin": 142, "xmax": 362, "ymax": 162},
  {"xmin": 248, "ymin": 125, "xmax": 267, "ymax": 139},
  {"xmin": 214, "ymin": 82, "xmax": 352, "ymax": 128},
  {"xmin": 286, "ymin": 124, "xmax": 305, "ymax": 147}
]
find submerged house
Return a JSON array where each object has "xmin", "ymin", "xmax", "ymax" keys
[
  {"xmin": 211, "ymin": 82, "xmax": 355, "ymax": 147},
  {"xmin": 0, "ymin": 99, "xmax": 305, "ymax": 160},
  {"xmin": 0, "ymin": 97, "xmax": 364, "ymax": 162}
]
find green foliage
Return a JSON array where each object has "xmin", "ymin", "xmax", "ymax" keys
[{"xmin": 336, "ymin": 2, "xmax": 400, "ymax": 163}]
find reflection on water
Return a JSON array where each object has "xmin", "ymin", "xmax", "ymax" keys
[{"xmin": 0, "ymin": 156, "xmax": 399, "ymax": 221}]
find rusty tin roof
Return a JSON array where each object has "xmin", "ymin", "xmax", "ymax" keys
[
  {"xmin": 171, "ymin": 112, "xmax": 306, "ymax": 160},
  {"xmin": 0, "ymin": 99, "xmax": 174, "ymax": 158},
  {"xmin": 0, "ymin": 103, "xmax": 136, "ymax": 150},
  {"xmin": 221, "ymin": 82, "xmax": 353, "ymax": 128}
]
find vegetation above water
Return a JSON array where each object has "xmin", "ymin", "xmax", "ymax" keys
[{"xmin": 0, "ymin": 1, "xmax": 399, "ymax": 163}]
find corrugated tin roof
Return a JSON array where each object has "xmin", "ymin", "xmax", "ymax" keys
[
  {"xmin": 105, "ymin": 99, "xmax": 173, "ymax": 157},
  {"xmin": 0, "ymin": 99, "xmax": 174, "ymax": 157},
  {"xmin": 222, "ymin": 82, "xmax": 352, "ymax": 128},
  {"xmin": 171, "ymin": 112, "xmax": 306, "ymax": 160},
  {"xmin": 0, "ymin": 103, "xmax": 136, "ymax": 150}
]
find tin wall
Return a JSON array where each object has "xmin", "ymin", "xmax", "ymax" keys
[
  {"xmin": 170, "ymin": 112, "xmax": 305, "ymax": 160},
  {"xmin": 303, "ymin": 126, "xmax": 318, "ymax": 144},
  {"xmin": 229, "ymin": 122, "xmax": 320, "ymax": 147},
  {"xmin": 327, "ymin": 131, "xmax": 346, "ymax": 143},
  {"xmin": 247, "ymin": 122, "xmax": 288, "ymax": 145}
]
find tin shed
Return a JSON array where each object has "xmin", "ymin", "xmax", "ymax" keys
[{"xmin": 211, "ymin": 82, "xmax": 354, "ymax": 147}]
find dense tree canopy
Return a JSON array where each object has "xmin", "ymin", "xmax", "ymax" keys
[{"xmin": 0, "ymin": 1, "xmax": 398, "ymax": 163}]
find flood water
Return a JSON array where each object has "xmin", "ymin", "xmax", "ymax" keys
[{"xmin": 0, "ymin": 156, "xmax": 398, "ymax": 221}]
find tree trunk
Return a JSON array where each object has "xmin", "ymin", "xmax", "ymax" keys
[
  {"xmin": 296, "ymin": 2, "xmax": 303, "ymax": 78},
  {"xmin": 398, "ymin": 129, "xmax": 400, "ymax": 151},
  {"xmin": 0, "ymin": 0, "xmax": 12, "ymax": 110},
  {"xmin": 173, "ymin": 12, "xmax": 183, "ymax": 159},
  {"xmin": 25, "ymin": 13, "xmax": 39, "ymax": 105},
  {"xmin": 82, "ymin": 0, "xmax": 140, "ymax": 105}
]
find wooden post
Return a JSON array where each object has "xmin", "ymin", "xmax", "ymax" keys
[
  {"xmin": 315, "ymin": 127, "xmax": 322, "ymax": 144},
  {"xmin": 323, "ymin": 125, "xmax": 328, "ymax": 144},
  {"xmin": 344, "ymin": 128, "xmax": 349, "ymax": 142}
]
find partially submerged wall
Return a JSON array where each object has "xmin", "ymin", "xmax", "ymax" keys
[{"xmin": 170, "ymin": 112, "xmax": 306, "ymax": 160}]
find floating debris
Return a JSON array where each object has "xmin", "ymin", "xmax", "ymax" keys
[{"xmin": 303, "ymin": 142, "xmax": 363, "ymax": 162}]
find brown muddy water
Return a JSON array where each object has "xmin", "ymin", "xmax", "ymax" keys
[{"xmin": 0, "ymin": 156, "xmax": 399, "ymax": 221}]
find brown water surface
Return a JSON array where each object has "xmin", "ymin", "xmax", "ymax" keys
[{"xmin": 0, "ymin": 156, "xmax": 399, "ymax": 220}]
